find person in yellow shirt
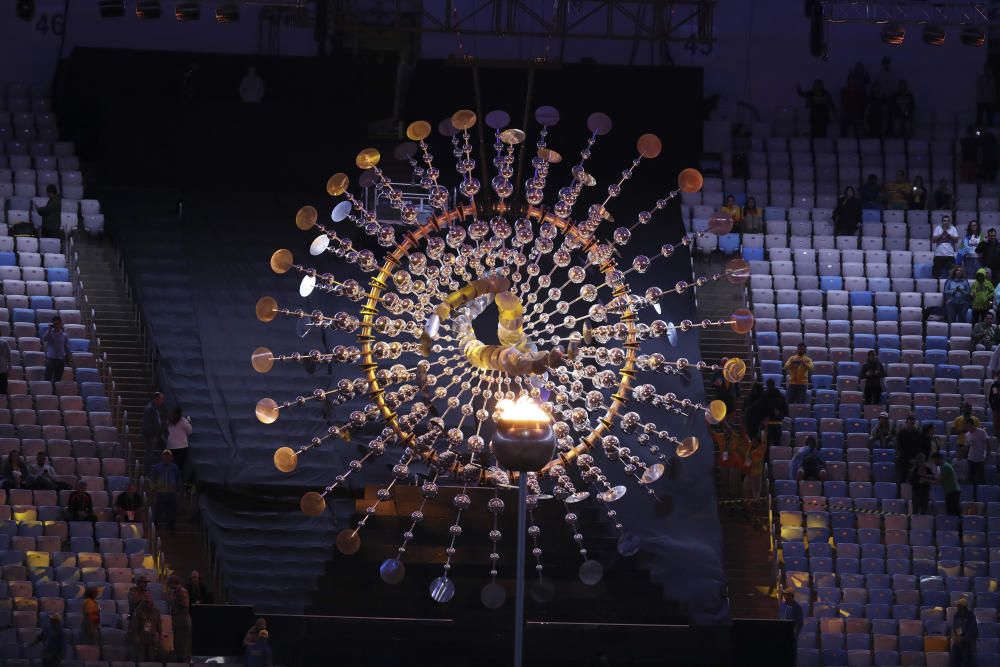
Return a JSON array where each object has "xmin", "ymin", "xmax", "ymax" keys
[
  {"xmin": 951, "ymin": 402, "xmax": 981, "ymax": 447},
  {"xmin": 721, "ymin": 194, "xmax": 743, "ymax": 227},
  {"xmin": 783, "ymin": 343, "xmax": 813, "ymax": 404}
]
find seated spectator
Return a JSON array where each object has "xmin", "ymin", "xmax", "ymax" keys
[
  {"xmin": 932, "ymin": 215, "xmax": 959, "ymax": 279},
  {"xmin": 187, "ymin": 570, "xmax": 214, "ymax": 605},
  {"xmin": 27, "ymin": 452, "xmax": 68, "ymax": 490},
  {"xmin": 2, "ymin": 450, "xmax": 28, "ymax": 490},
  {"xmin": 910, "ymin": 175, "xmax": 927, "ymax": 209},
  {"xmin": 885, "ymin": 169, "xmax": 912, "ymax": 210},
  {"xmin": 977, "ymin": 227, "xmax": 1000, "ymax": 282},
  {"xmin": 742, "ymin": 196, "xmax": 762, "ymax": 233},
  {"xmin": 720, "ymin": 194, "xmax": 743, "ymax": 227},
  {"xmin": 115, "ymin": 481, "xmax": 144, "ymax": 522},
  {"xmin": 794, "ymin": 436, "xmax": 827, "ymax": 482},
  {"xmin": 66, "ymin": 480, "xmax": 97, "ymax": 521},
  {"xmin": 971, "ymin": 269, "xmax": 995, "ymax": 324},
  {"xmin": 860, "ymin": 173, "xmax": 883, "ymax": 209},
  {"xmin": 833, "ymin": 186, "xmax": 862, "ymax": 236},
  {"xmin": 956, "ymin": 220, "xmax": 981, "ymax": 268},
  {"xmin": 973, "ymin": 310, "xmax": 1000, "ymax": 350},
  {"xmin": 934, "ymin": 178, "xmax": 953, "ymax": 210},
  {"xmin": 944, "ymin": 265, "xmax": 972, "ymax": 324},
  {"xmin": 870, "ymin": 411, "xmax": 897, "ymax": 448}
]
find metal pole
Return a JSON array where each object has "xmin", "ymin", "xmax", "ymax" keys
[{"xmin": 514, "ymin": 473, "xmax": 528, "ymax": 667}]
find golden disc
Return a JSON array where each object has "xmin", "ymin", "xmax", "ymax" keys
[
  {"xmin": 326, "ymin": 173, "xmax": 349, "ymax": 197},
  {"xmin": 255, "ymin": 296, "xmax": 278, "ymax": 323},
  {"xmin": 295, "ymin": 206, "xmax": 318, "ymax": 230},
  {"xmin": 499, "ymin": 128, "xmax": 526, "ymax": 145},
  {"xmin": 251, "ymin": 346, "xmax": 274, "ymax": 373},
  {"xmin": 706, "ymin": 400, "xmax": 727, "ymax": 424},
  {"xmin": 301, "ymin": 491, "xmax": 327, "ymax": 517},
  {"xmin": 637, "ymin": 133, "xmax": 662, "ymax": 159},
  {"xmin": 274, "ymin": 446, "xmax": 298, "ymax": 473},
  {"xmin": 255, "ymin": 397, "xmax": 279, "ymax": 424},
  {"xmin": 723, "ymin": 357, "xmax": 747, "ymax": 384},
  {"xmin": 336, "ymin": 528, "xmax": 362, "ymax": 554},
  {"xmin": 677, "ymin": 168, "xmax": 704, "ymax": 194},
  {"xmin": 355, "ymin": 148, "xmax": 381, "ymax": 170},
  {"xmin": 270, "ymin": 249, "xmax": 293, "ymax": 274},
  {"xmin": 537, "ymin": 147, "xmax": 562, "ymax": 164},
  {"xmin": 406, "ymin": 120, "xmax": 432, "ymax": 141},
  {"xmin": 451, "ymin": 109, "xmax": 477, "ymax": 130},
  {"xmin": 676, "ymin": 436, "xmax": 699, "ymax": 458},
  {"xmin": 731, "ymin": 308, "xmax": 756, "ymax": 335}
]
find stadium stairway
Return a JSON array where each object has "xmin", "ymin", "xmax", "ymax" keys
[
  {"xmin": 72, "ymin": 235, "xmax": 156, "ymax": 464},
  {"xmin": 695, "ymin": 253, "xmax": 777, "ymax": 620}
]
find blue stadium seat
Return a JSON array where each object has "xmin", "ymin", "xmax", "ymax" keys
[
  {"xmin": 876, "ymin": 306, "xmax": 899, "ymax": 321},
  {"xmin": 878, "ymin": 349, "xmax": 900, "ymax": 363},
  {"xmin": 68, "ymin": 339, "xmax": 90, "ymax": 353},
  {"xmin": 821, "ymin": 276, "xmax": 843, "ymax": 291},
  {"xmin": 46, "ymin": 267, "xmax": 69, "ymax": 282},
  {"xmin": 909, "ymin": 377, "xmax": 933, "ymax": 394},
  {"xmin": 936, "ymin": 364, "xmax": 960, "ymax": 379},
  {"xmin": 850, "ymin": 291, "xmax": 873, "ymax": 306},
  {"xmin": 914, "ymin": 263, "xmax": 933, "ymax": 279},
  {"xmin": 758, "ymin": 331, "xmax": 778, "ymax": 347},
  {"xmin": 924, "ymin": 349, "xmax": 948, "ymax": 366},
  {"xmin": 854, "ymin": 334, "xmax": 876, "ymax": 349},
  {"xmin": 813, "ymin": 375, "xmax": 833, "ymax": 389},
  {"xmin": 877, "ymin": 334, "xmax": 900, "ymax": 349},
  {"xmin": 837, "ymin": 361, "xmax": 861, "ymax": 377},
  {"xmin": 0, "ymin": 252, "xmax": 15, "ymax": 266},
  {"xmin": 718, "ymin": 233, "xmax": 740, "ymax": 254},
  {"xmin": 862, "ymin": 209, "xmax": 881, "ymax": 222},
  {"xmin": 925, "ymin": 336, "xmax": 949, "ymax": 351},
  {"xmin": 815, "ymin": 389, "xmax": 837, "ymax": 404},
  {"xmin": 742, "ymin": 247, "xmax": 765, "ymax": 261},
  {"xmin": 12, "ymin": 308, "xmax": 35, "ymax": 323}
]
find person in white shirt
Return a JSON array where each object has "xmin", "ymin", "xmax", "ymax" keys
[
  {"xmin": 932, "ymin": 215, "xmax": 959, "ymax": 278},
  {"xmin": 166, "ymin": 407, "xmax": 193, "ymax": 476},
  {"xmin": 966, "ymin": 425, "xmax": 989, "ymax": 485},
  {"xmin": 239, "ymin": 66, "xmax": 264, "ymax": 104}
]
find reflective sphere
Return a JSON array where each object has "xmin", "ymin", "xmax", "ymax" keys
[
  {"xmin": 579, "ymin": 559, "xmax": 604, "ymax": 585},
  {"xmin": 379, "ymin": 558, "xmax": 406, "ymax": 584},
  {"xmin": 429, "ymin": 576, "xmax": 456, "ymax": 602},
  {"xmin": 677, "ymin": 168, "xmax": 704, "ymax": 193},
  {"xmin": 336, "ymin": 529, "xmax": 362, "ymax": 555}
]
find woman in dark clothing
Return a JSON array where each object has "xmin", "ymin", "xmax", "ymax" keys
[
  {"xmin": 32, "ymin": 185, "xmax": 62, "ymax": 238},
  {"xmin": 743, "ymin": 382, "xmax": 766, "ymax": 444},
  {"xmin": 834, "ymin": 186, "xmax": 863, "ymax": 236},
  {"xmin": 2, "ymin": 451, "xmax": 28, "ymax": 490},
  {"xmin": 909, "ymin": 453, "xmax": 934, "ymax": 514}
]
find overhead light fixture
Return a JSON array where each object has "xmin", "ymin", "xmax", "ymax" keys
[
  {"xmin": 216, "ymin": 3, "xmax": 239, "ymax": 23},
  {"xmin": 880, "ymin": 23, "xmax": 906, "ymax": 46},
  {"xmin": 15, "ymin": 0, "xmax": 34, "ymax": 22},
  {"xmin": 175, "ymin": 1, "xmax": 200, "ymax": 20},
  {"xmin": 961, "ymin": 27, "xmax": 986, "ymax": 47},
  {"xmin": 922, "ymin": 25, "xmax": 946, "ymax": 46},
  {"xmin": 136, "ymin": 1, "xmax": 162, "ymax": 19},
  {"xmin": 98, "ymin": 0, "xmax": 124, "ymax": 18}
]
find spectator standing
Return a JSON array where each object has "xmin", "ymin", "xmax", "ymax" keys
[
  {"xmin": 944, "ymin": 265, "xmax": 972, "ymax": 324},
  {"xmin": 890, "ymin": 80, "xmax": 915, "ymax": 138},
  {"xmin": 114, "ymin": 481, "xmax": 144, "ymax": 522},
  {"xmin": 151, "ymin": 450, "xmax": 182, "ymax": 533},
  {"xmin": 885, "ymin": 169, "xmax": 912, "ymax": 210},
  {"xmin": 711, "ymin": 357, "xmax": 739, "ymax": 423},
  {"xmin": 714, "ymin": 422, "xmax": 747, "ymax": 503},
  {"xmin": 33, "ymin": 612, "xmax": 65, "ymax": 667},
  {"xmin": 742, "ymin": 438, "xmax": 766, "ymax": 525},
  {"xmin": 142, "ymin": 392, "xmax": 167, "ymax": 476},
  {"xmin": 2, "ymin": 450, "xmax": 27, "ymax": 490},
  {"xmin": 875, "ymin": 57, "xmax": 896, "ymax": 103},
  {"xmin": 168, "ymin": 575, "xmax": 192, "ymax": 662},
  {"xmin": 933, "ymin": 178, "xmax": 954, "ymax": 210},
  {"xmin": 978, "ymin": 64, "xmax": 996, "ymax": 126},
  {"xmin": 971, "ymin": 268, "xmax": 995, "ymax": 324},
  {"xmin": 187, "ymin": 570, "xmax": 214, "ymax": 605},
  {"xmin": 955, "ymin": 220, "xmax": 981, "ymax": 270},
  {"xmin": 0, "ymin": 336, "xmax": 9, "ymax": 396},
  {"xmin": 244, "ymin": 618, "xmax": 268, "ymax": 648},
  {"xmin": 952, "ymin": 402, "xmax": 981, "ymax": 448},
  {"xmin": 950, "ymin": 598, "xmax": 979, "ymax": 667},
  {"xmin": 796, "ymin": 80, "xmax": 836, "ymax": 138},
  {"xmin": 783, "ymin": 343, "xmax": 813, "ymax": 405},
  {"xmin": 778, "ymin": 587, "xmax": 804, "ymax": 640},
  {"xmin": 919, "ymin": 423, "xmax": 938, "ymax": 460},
  {"xmin": 865, "ymin": 83, "xmax": 887, "ymax": 138},
  {"xmin": 895, "ymin": 414, "xmax": 922, "ymax": 484},
  {"xmin": 973, "ymin": 311, "xmax": 1000, "ymax": 350},
  {"xmin": 166, "ymin": 407, "xmax": 193, "ymax": 477},
  {"xmin": 246, "ymin": 629, "xmax": 273, "ymax": 667},
  {"xmin": 858, "ymin": 349, "xmax": 886, "ymax": 405},
  {"xmin": 762, "ymin": 378, "xmax": 788, "ymax": 447},
  {"xmin": 840, "ymin": 71, "xmax": 866, "ymax": 138},
  {"xmin": 82, "ymin": 587, "xmax": 100, "ymax": 645},
  {"xmin": 833, "ymin": 186, "xmax": 862, "ymax": 236},
  {"xmin": 742, "ymin": 196, "xmax": 762, "ymax": 233},
  {"xmin": 932, "ymin": 215, "xmax": 959, "ymax": 279},
  {"xmin": 41, "ymin": 316, "xmax": 70, "ymax": 385},
  {"xmin": 66, "ymin": 480, "xmax": 96, "ymax": 521},
  {"xmin": 870, "ymin": 411, "xmax": 896, "ymax": 448},
  {"xmin": 239, "ymin": 66, "xmax": 265, "ymax": 104},
  {"xmin": 931, "ymin": 450, "xmax": 962, "ymax": 517},
  {"xmin": 31, "ymin": 184, "xmax": 62, "ymax": 238},
  {"xmin": 860, "ymin": 173, "xmax": 883, "ymax": 209},
  {"xmin": 910, "ymin": 175, "xmax": 927, "ymax": 210},
  {"xmin": 742, "ymin": 381, "xmax": 766, "ymax": 444},
  {"xmin": 966, "ymin": 426, "xmax": 988, "ymax": 485},
  {"xmin": 129, "ymin": 592, "xmax": 162, "ymax": 661},
  {"xmin": 128, "ymin": 577, "xmax": 148, "ymax": 618},
  {"xmin": 909, "ymin": 453, "xmax": 934, "ymax": 515},
  {"xmin": 977, "ymin": 227, "xmax": 1000, "ymax": 282},
  {"xmin": 990, "ymin": 370, "xmax": 1000, "ymax": 434}
]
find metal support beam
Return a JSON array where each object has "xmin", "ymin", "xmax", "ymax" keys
[{"xmin": 821, "ymin": 1, "xmax": 989, "ymax": 27}]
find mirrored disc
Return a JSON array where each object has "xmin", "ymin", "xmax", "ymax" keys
[
  {"xmin": 587, "ymin": 112, "xmax": 612, "ymax": 136},
  {"xmin": 528, "ymin": 579, "xmax": 554, "ymax": 603},
  {"xmin": 617, "ymin": 534, "xmax": 641, "ymax": 557},
  {"xmin": 637, "ymin": 133, "xmax": 662, "ymax": 159},
  {"xmin": 597, "ymin": 485, "xmax": 627, "ymax": 503},
  {"xmin": 255, "ymin": 398, "xmax": 278, "ymax": 424},
  {"xmin": 393, "ymin": 141, "xmax": 418, "ymax": 161},
  {"xmin": 534, "ymin": 105, "xmax": 560, "ymax": 126},
  {"xmin": 299, "ymin": 274, "xmax": 317, "ymax": 297},
  {"xmin": 481, "ymin": 582, "xmax": 506, "ymax": 608},
  {"xmin": 379, "ymin": 558, "xmax": 406, "ymax": 584},
  {"xmin": 429, "ymin": 576, "xmax": 456, "ymax": 603},
  {"xmin": 499, "ymin": 128, "xmax": 526, "ymax": 145},
  {"xmin": 309, "ymin": 235, "xmax": 330, "ymax": 256},
  {"xmin": 255, "ymin": 296, "xmax": 278, "ymax": 322},
  {"xmin": 565, "ymin": 491, "xmax": 590, "ymax": 504},
  {"xmin": 527, "ymin": 493, "xmax": 553, "ymax": 502},
  {"xmin": 359, "ymin": 170, "xmax": 377, "ymax": 189},
  {"xmin": 666, "ymin": 322, "xmax": 678, "ymax": 346},
  {"xmin": 485, "ymin": 110, "xmax": 510, "ymax": 129},
  {"xmin": 406, "ymin": 120, "xmax": 432, "ymax": 141},
  {"xmin": 653, "ymin": 302, "xmax": 662, "ymax": 315},
  {"xmin": 326, "ymin": 173, "xmax": 349, "ymax": 197},
  {"xmin": 640, "ymin": 463, "xmax": 665, "ymax": 485},
  {"xmin": 300, "ymin": 491, "xmax": 326, "ymax": 517},
  {"xmin": 336, "ymin": 529, "xmax": 361, "ymax": 555},
  {"xmin": 438, "ymin": 117, "xmax": 458, "ymax": 137},
  {"xmin": 295, "ymin": 205, "xmax": 318, "ymax": 230},
  {"xmin": 270, "ymin": 249, "xmax": 293, "ymax": 274},
  {"xmin": 273, "ymin": 446, "xmax": 297, "ymax": 473},
  {"xmin": 579, "ymin": 559, "xmax": 604, "ymax": 585},
  {"xmin": 251, "ymin": 346, "xmax": 274, "ymax": 373},
  {"xmin": 676, "ymin": 436, "xmax": 700, "ymax": 458},
  {"xmin": 332, "ymin": 200, "xmax": 353, "ymax": 222}
]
